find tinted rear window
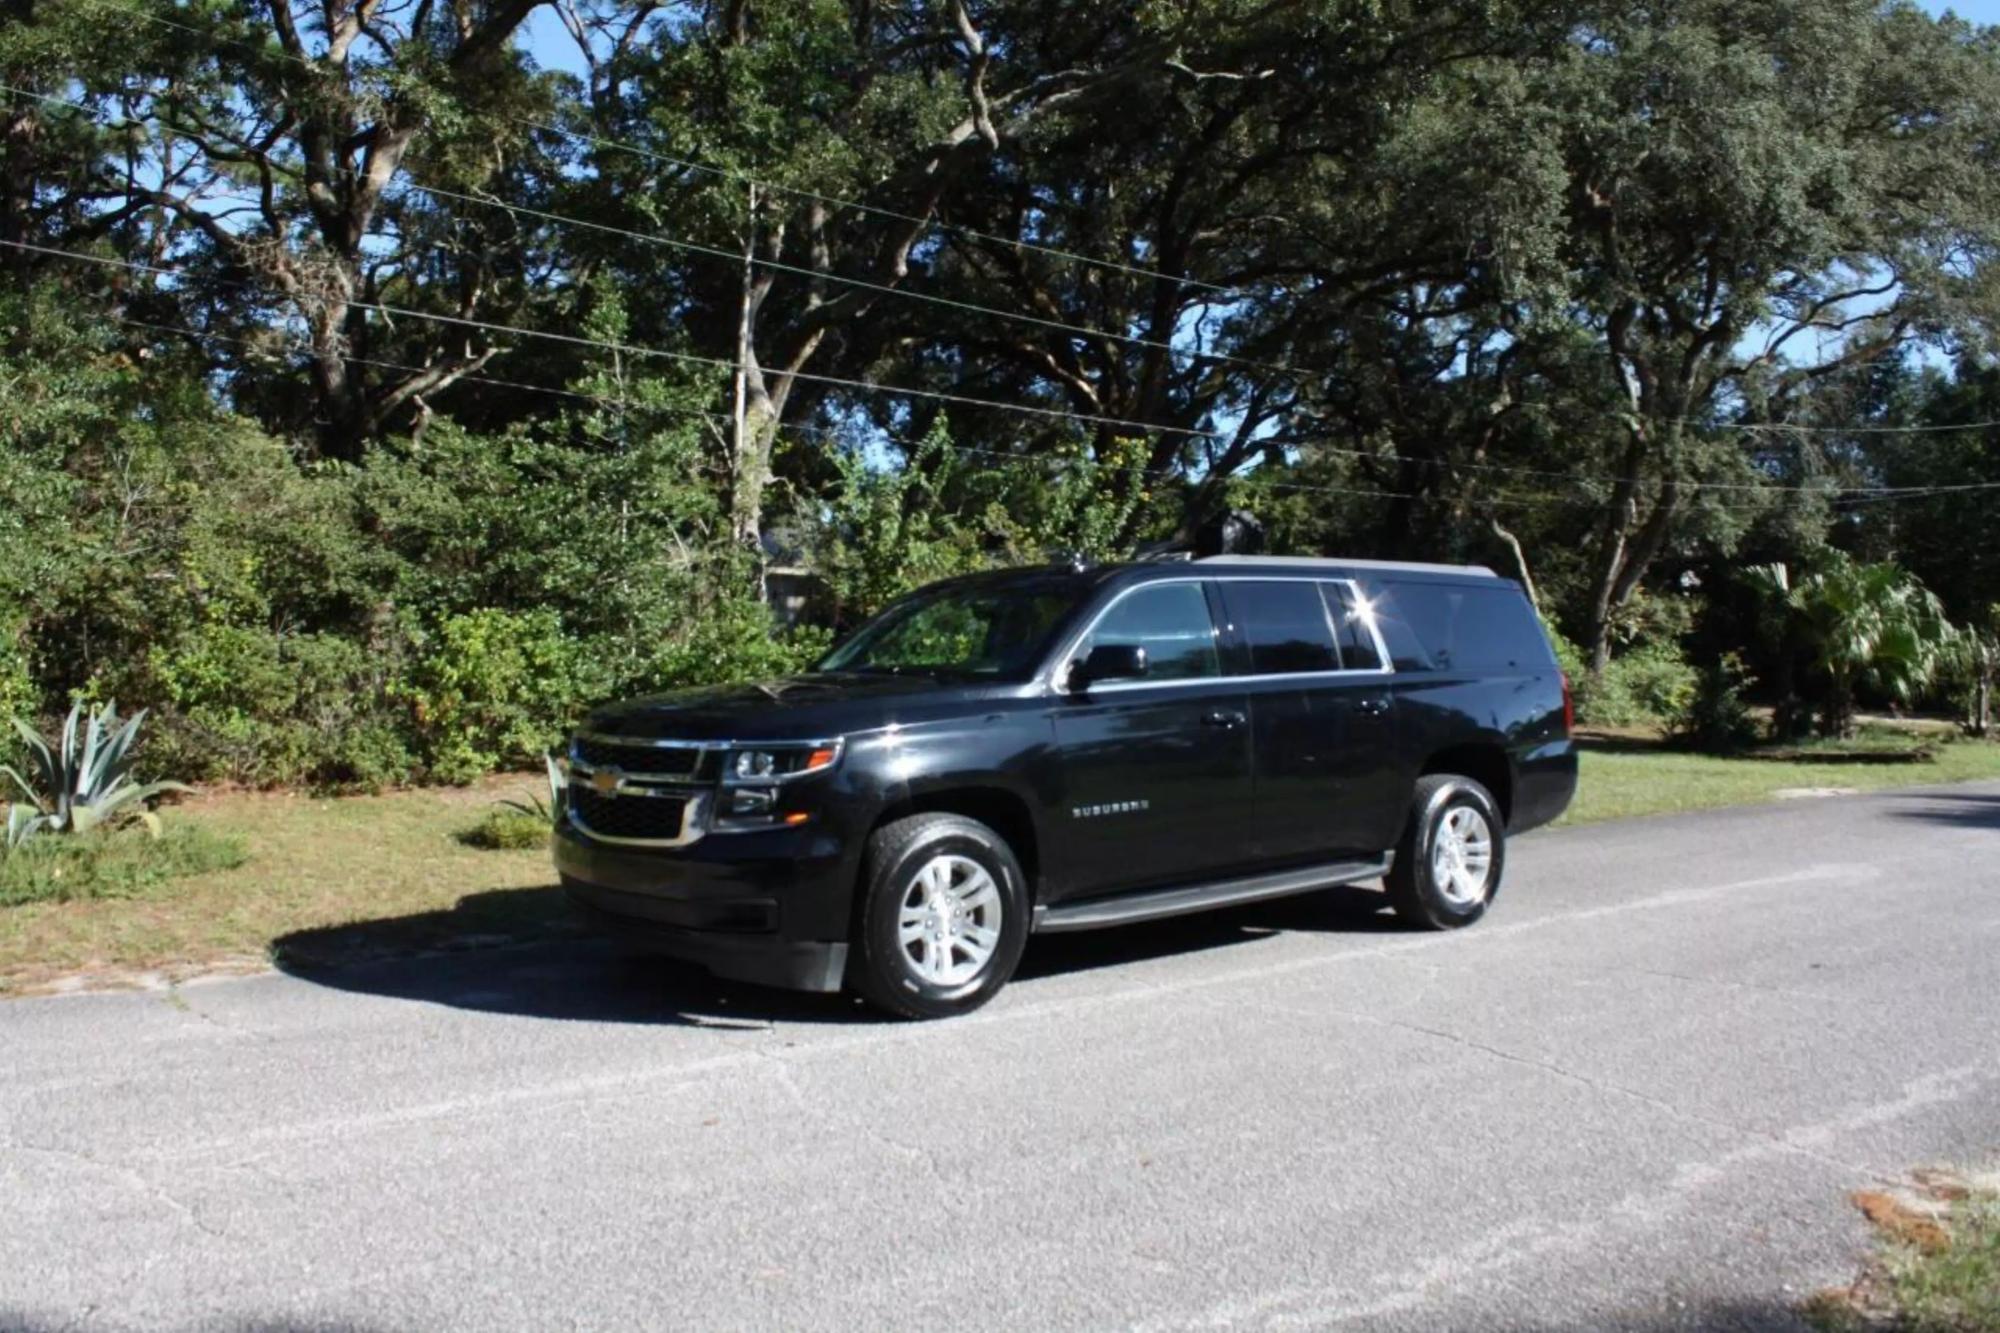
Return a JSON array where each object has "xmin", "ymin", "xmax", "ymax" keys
[
  {"xmin": 1323, "ymin": 582, "xmax": 1385, "ymax": 671},
  {"xmin": 1222, "ymin": 581, "xmax": 1341, "ymax": 675},
  {"xmin": 1367, "ymin": 581, "xmax": 1553, "ymax": 673}
]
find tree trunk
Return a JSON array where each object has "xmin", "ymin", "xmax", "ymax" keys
[
  {"xmin": 1819, "ymin": 671, "xmax": 1856, "ymax": 740},
  {"xmin": 1975, "ymin": 640, "xmax": 1991, "ymax": 738},
  {"xmin": 1489, "ymin": 518, "xmax": 1540, "ymax": 617},
  {"xmin": 729, "ymin": 396, "xmax": 780, "ymax": 594}
]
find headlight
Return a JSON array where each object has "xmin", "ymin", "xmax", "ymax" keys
[{"xmin": 723, "ymin": 741, "xmax": 842, "ymax": 784}]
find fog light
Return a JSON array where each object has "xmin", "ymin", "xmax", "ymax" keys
[{"xmin": 729, "ymin": 788, "xmax": 776, "ymax": 816}]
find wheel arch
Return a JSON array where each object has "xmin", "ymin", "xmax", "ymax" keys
[
  {"xmin": 865, "ymin": 782, "xmax": 1044, "ymax": 904},
  {"xmin": 1418, "ymin": 742, "xmax": 1515, "ymax": 825}
]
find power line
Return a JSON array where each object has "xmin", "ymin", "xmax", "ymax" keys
[
  {"xmin": 89, "ymin": 320, "xmax": 1893, "ymax": 517},
  {"xmin": 389, "ymin": 179, "xmax": 1295, "ymax": 376},
  {"xmin": 5, "ymin": 83, "xmax": 1271, "ymax": 374},
  {"xmin": 2, "ymin": 236, "xmax": 1241, "ymax": 442},
  {"xmin": 35, "ymin": 239, "xmax": 2000, "ymax": 510},
  {"xmin": 528, "ymin": 119, "xmax": 1247, "ymax": 299},
  {"xmin": 99, "ymin": 310, "xmax": 1650, "ymax": 514},
  {"xmin": 22, "ymin": 67, "xmax": 2000, "ymax": 458},
  {"xmin": 59, "ymin": 0, "xmax": 1247, "ymax": 300}
]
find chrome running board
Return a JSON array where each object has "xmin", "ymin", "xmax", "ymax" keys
[{"xmin": 1032, "ymin": 857, "xmax": 1389, "ymax": 933}]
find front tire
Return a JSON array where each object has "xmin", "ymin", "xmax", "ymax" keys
[
  {"xmin": 848, "ymin": 813, "xmax": 1030, "ymax": 1019},
  {"xmin": 1385, "ymin": 775, "xmax": 1506, "ymax": 929}
]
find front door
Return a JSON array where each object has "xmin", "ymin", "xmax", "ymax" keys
[{"xmin": 1047, "ymin": 580, "xmax": 1255, "ymax": 900}]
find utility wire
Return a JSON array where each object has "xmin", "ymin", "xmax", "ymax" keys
[
  {"xmin": 106, "ymin": 312, "xmax": 1563, "ymax": 507},
  {"xmin": 528, "ymin": 118, "xmax": 1248, "ymax": 299},
  {"xmin": 57, "ymin": 0, "xmax": 1247, "ymax": 299},
  {"xmin": 16, "ymin": 58, "xmax": 2000, "ymax": 453},
  {"xmin": 1, "ymin": 236, "xmax": 1235, "ymax": 442},
  {"xmin": 97, "ymin": 306, "xmax": 1977, "ymax": 516},
  {"xmin": 5, "ymin": 82, "xmax": 1274, "ymax": 374},
  {"xmin": 30, "ymin": 237, "xmax": 2000, "ymax": 507}
]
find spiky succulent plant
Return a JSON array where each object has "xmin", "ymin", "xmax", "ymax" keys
[{"xmin": 3, "ymin": 702, "xmax": 189, "ymax": 846}]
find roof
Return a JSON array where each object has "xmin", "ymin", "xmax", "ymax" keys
[{"xmin": 1192, "ymin": 555, "xmax": 1501, "ymax": 579}]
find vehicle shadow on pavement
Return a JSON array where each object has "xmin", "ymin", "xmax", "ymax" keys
[
  {"xmin": 1883, "ymin": 789, "xmax": 2000, "ymax": 831},
  {"xmin": 270, "ymin": 882, "xmax": 1421, "ymax": 1027},
  {"xmin": 271, "ymin": 886, "xmax": 874, "ymax": 1028}
]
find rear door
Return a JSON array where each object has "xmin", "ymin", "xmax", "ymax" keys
[
  {"xmin": 1047, "ymin": 580, "xmax": 1256, "ymax": 899},
  {"xmin": 1217, "ymin": 579, "xmax": 1401, "ymax": 863}
]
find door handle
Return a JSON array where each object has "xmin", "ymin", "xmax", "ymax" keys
[
  {"xmin": 1354, "ymin": 698, "xmax": 1391, "ymax": 718},
  {"xmin": 1202, "ymin": 709, "xmax": 1246, "ymax": 729}
]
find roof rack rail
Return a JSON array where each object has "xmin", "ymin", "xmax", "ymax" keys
[{"xmin": 1194, "ymin": 555, "xmax": 1501, "ymax": 578}]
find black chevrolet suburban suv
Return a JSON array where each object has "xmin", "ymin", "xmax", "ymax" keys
[{"xmin": 555, "ymin": 556, "xmax": 1576, "ymax": 1018}]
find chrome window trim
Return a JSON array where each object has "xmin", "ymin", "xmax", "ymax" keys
[
  {"xmin": 566, "ymin": 789, "xmax": 712, "ymax": 849},
  {"xmin": 1078, "ymin": 666, "xmax": 1396, "ymax": 695},
  {"xmin": 1043, "ymin": 574, "xmax": 1397, "ymax": 694}
]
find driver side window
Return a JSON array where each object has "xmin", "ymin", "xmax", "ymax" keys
[{"xmin": 1077, "ymin": 583, "xmax": 1220, "ymax": 681}]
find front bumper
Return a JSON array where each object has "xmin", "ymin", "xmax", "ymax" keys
[{"xmin": 553, "ymin": 816, "xmax": 857, "ymax": 993}]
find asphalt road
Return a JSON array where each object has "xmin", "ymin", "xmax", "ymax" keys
[{"xmin": 4, "ymin": 782, "xmax": 1999, "ymax": 1333}]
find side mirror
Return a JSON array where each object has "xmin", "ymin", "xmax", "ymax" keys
[{"xmin": 1071, "ymin": 643, "xmax": 1148, "ymax": 690}]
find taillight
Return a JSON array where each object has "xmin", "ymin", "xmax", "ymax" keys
[{"xmin": 1560, "ymin": 672, "xmax": 1575, "ymax": 735}]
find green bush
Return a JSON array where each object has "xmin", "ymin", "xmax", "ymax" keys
[
  {"xmin": 0, "ymin": 822, "xmax": 247, "ymax": 906},
  {"xmin": 403, "ymin": 609, "xmax": 593, "ymax": 785},
  {"xmin": 1671, "ymin": 652, "xmax": 1762, "ymax": 752},
  {"xmin": 458, "ymin": 808, "xmax": 553, "ymax": 851},
  {"xmin": 147, "ymin": 625, "xmax": 415, "ymax": 789},
  {"xmin": 1574, "ymin": 641, "xmax": 1700, "ymax": 728},
  {"xmin": 649, "ymin": 593, "xmax": 833, "ymax": 690}
]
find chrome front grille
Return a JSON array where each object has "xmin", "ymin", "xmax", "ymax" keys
[
  {"xmin": 565, "ymin": 731, "xmax": 713, "ymax": 847},
  {"xmin": 570, "ymin": 733, "xmax": 709, "ymax": 779}
]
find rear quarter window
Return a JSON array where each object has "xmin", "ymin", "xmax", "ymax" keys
[{"xmin": 1367, "ymin": 580, "xmax": 1554, "ymax": 673}]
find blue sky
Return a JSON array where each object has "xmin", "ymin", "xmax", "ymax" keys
[
  {"xmin": 1925, "ymin": 0, "xmax": 2000, "ymax": 20},
  {"xmin": 522, "ymin": 2, "xmax": 2000, "ymax": 81}
]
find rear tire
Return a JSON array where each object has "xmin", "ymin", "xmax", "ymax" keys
[
  {"xmin": 1385, "ymin": 775, "xmax": 1505, "ymax": 930},
  {"xmin": 848, "ymin": 813, "xmax": 1030, "ymax": 1020}
]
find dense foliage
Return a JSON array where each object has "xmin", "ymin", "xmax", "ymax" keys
[{"xmin": 4, "ymin": 0, "xmax": 2000, "ymax": 783}]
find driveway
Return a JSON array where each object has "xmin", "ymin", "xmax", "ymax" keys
[{"xmin": 3, "ymin": 782, "xmax": 1998, "ymax": 1331}]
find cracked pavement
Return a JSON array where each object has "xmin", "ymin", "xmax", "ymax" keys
[{"xmin": 3, "ymin": 781, "xmax": 1998, "ymax": 1331}]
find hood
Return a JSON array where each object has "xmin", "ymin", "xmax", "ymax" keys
[{"xmin": 582, "ymin": 671, "xmax": 1023, "ymax": 741}]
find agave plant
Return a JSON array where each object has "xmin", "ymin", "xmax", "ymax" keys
[
  {"xmin": 495, "ymin": 751, "xmax": 565, "ymax": 823},
  {"xmin": 3, "ymin": 701, "xmax": 189, "ymax": 843},
  {"xmin": 5, "ymin": 802, "xmax": 44, "ymax": 850}
]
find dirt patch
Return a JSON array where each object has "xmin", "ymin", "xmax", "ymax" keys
[
  {"xmin": 1852, "ymin": 1189, "xmax": 1953, "ymax": 1255},
  {"xmin": 1752, "ymin": 747, "xmax": 1938, "ymax": 766},
  {"xmin": 1806, "ymin": 1168, "xmax": 2000, "ymax": 1331}
]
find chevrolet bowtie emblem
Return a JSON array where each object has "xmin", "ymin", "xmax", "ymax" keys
[{"xmin": 588, "ymin": 769, "xmax": 623, "ymax": 797}]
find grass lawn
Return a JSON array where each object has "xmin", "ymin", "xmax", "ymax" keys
[
  {"xmin": 0, "ymin": 776, "xmax": 567, "ymax": 995},
  {"xmin": 2, "ymin": 732, "xmax": 1998, "ymax": 995},
  {"xmin": 1559, "ymin": 733, "xmax": 2000, "ymax": 826}
]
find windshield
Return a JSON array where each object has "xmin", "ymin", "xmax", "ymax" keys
[{"xmin": 817, "ymin": 575, "xmax": 1091, "ymax": 681}]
